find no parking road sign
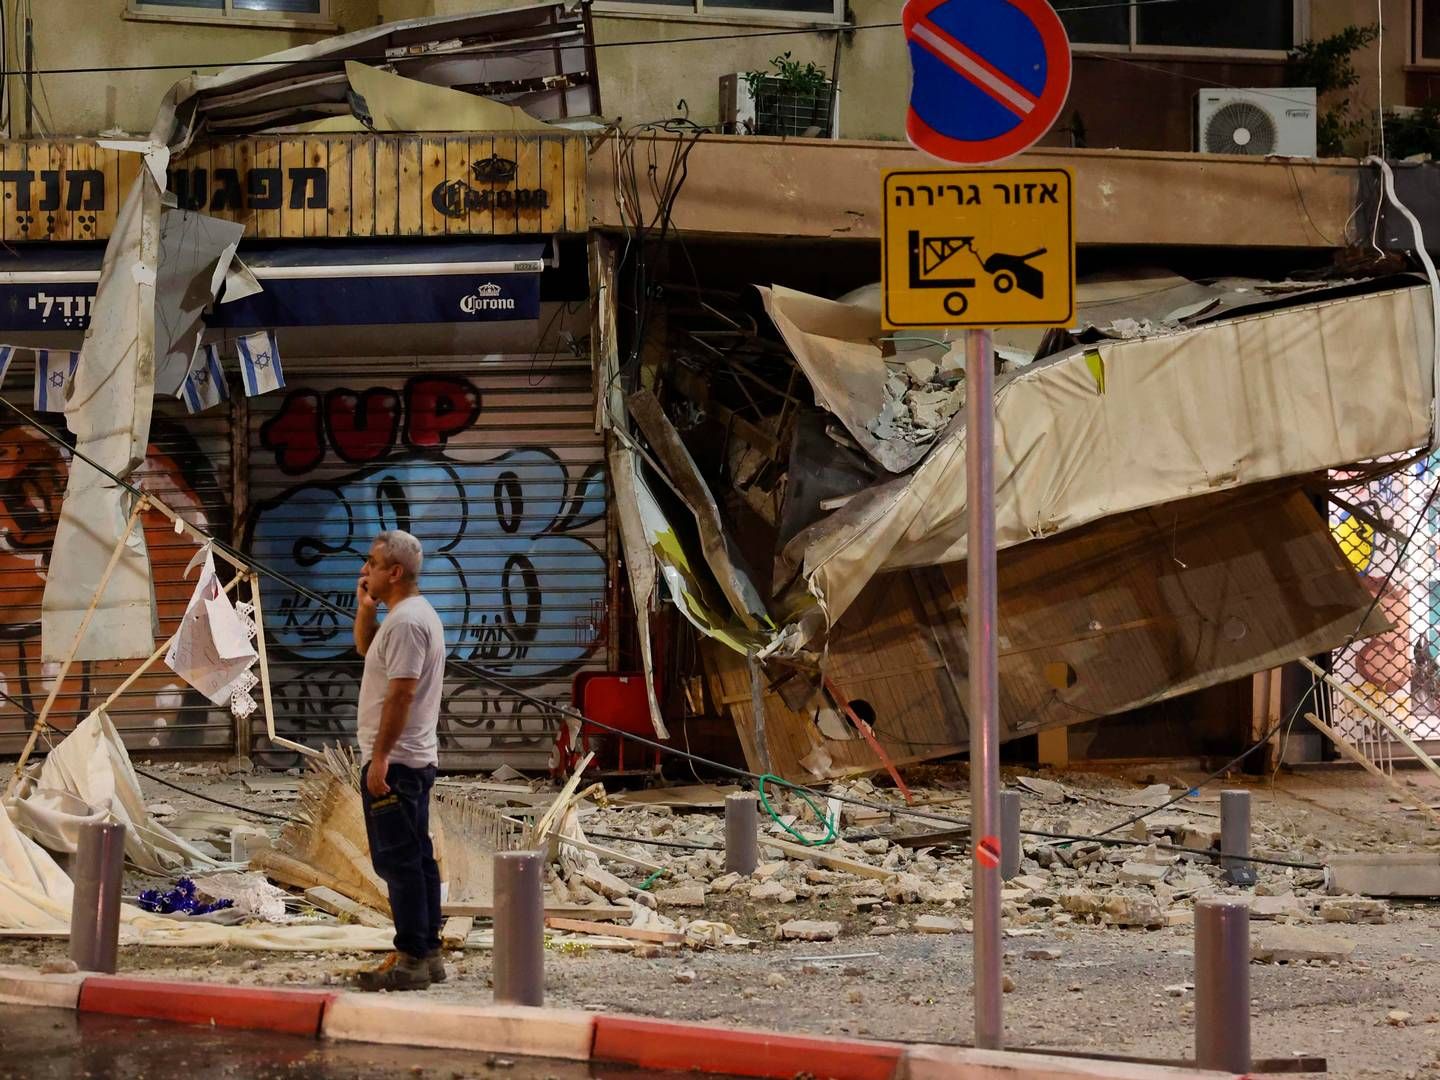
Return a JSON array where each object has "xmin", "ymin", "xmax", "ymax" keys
[
  {"xmin": 881, "ymin": 167, "xmax": 1074, "ymax": 329},
  {"xmin": 903, "ymin": 0, "xmax": 1071, "ymax": 165}
]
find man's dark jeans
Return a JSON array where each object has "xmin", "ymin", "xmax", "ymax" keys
[{"xmin": 360, "ymin": 760, "xmax": 441, "ymax": 960}]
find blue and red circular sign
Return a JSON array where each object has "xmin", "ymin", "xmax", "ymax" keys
[{"xmin": 903, "ymin": 0, "xmax": 1072, "ymax": 165}]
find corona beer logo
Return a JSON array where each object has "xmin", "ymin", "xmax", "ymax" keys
[{"xmin": 460, "ymin": 283, "xmax": 515, "ymax": 315}]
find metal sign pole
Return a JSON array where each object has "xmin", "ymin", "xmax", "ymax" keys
[{"xmin": 966, "ymin": 326, "xmax": 1003, "ymax": 1050}]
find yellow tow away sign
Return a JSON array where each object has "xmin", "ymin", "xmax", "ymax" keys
[{"xmin": 882, "ymin": 167, "xmax": 1074, "ymax": 329}]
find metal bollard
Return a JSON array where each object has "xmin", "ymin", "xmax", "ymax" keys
[
  {"xmin": 492, "ymin": 850, "xmax": 545, "ymax": 1006},
  {"xmin": 70, "ymin": 821, "xmax": 126, "ymax": 974},
  {"xmin": 1000, "ymin": 790, "xmax": 1022, "ymax": 881},
  {"xmin": 725, "ymin": 792, "xmax": 759, "ymax": 875},
  {"xmin": 1194, "ymin": 898, "xmax": 1252, "ymax": 1074},
  {"xmin": 1220, "ymin": 789, "xmax": 1257, "ymax": 886}
]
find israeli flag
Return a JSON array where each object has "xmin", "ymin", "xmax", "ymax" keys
[
  {"xmin": 179, "ymin": 344, "xmax": 230, "ymax": 414},
  {"xmin": 34, "ymin": 350, "xmax": 78, "ymax": 413},
  {"xmin": 236, "ymin": 330, "xmax": 284, "ymax": 398},
  {"xmin": 0, "ymin": 346, "xmax": 14, "ymax": 389}
]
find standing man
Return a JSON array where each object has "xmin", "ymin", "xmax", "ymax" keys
[{"xmin": 351, "ymin": 529, "xmax": 448, "ymax": 992}]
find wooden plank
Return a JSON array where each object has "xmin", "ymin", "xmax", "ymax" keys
[
  {"xmin": 398, "ymin": 136, "xmax": 423, "ymax": 236},
  {"xmin": 253, "ymin": 138, "xmax": 281, "ymax": 238},
  {"xmin": 466, "ymin": 133, "xmax": 494, "ymax": 234},
  {"xmin": 375, "ymin": 136, "xmax": 400, "ymax": 237},
  {"xmin": 68, "ymin": 141, "xmax": 95, "ymax": 241},
  {"xmin": 280, "ymin": 139, "xmax": 306, "ymax": 238},
  {"xmin": 206, "ymin": 140, "xmax": 237, "ymax": 226},
  {"xmin": 421, "ymin": 137, "xmax": 447, "ymax": 236},
  {"xmin": 46, "ymin": 142, "xmax": 70, "ymax": 241},
  {"xmin": 94, "ymin": 142, "xmax": 122, "ymax": 241},
  {"xmin": 539, "ymin": 136, "xmax": 565, "ymax": 235},
  {"xmin": 230, "ymin": 139, "xmax": 257, "ymax": 237},
  {"xmin": 441, "ymin": 915, "xmax": 473, "ymax": 949},
  {"xmin": 304, "ymin": 885, "xmax": 392, "ymax": 929},
  {"xmin": 514, "ymin": 135, "xmax": 542, "ymax": 234},
  {"xmin": 557, "ymin": 833, "xmax": 664, "ymax": 874},
  {"xmin": 545, "ymin": 917, "xmax": 682, "ymax": 945},
  {"xmin": 325, "ymin": 136, "xmax": 351, "ymax": 237},
  {"xmin": 2, "ymin": 140, "xmax": 27, "ymax": 242},
  {"xmin": 563, "ymin": 134, "xmax": 587, "ymax": 234},
  {"xmin": 491, "ymin": 133, "xmax": 518, "ymax": 236},
  {"xmin": 444, "ymin": 135, "xmax": 470, "ymax": 236},
  {"xmin": 303, "ymin": 139, "xmax": 328, "ymax": 237},
  {"xmin": 350, "ymin": 136, "xmax": 375, "ymax": 237},
  {"xmin": 757, "ymin": 835, "xmax": 893, "ymax": 880},
  {"xmin": 441, "ymin": 902, "xmax": 630, "ymax": 921}
]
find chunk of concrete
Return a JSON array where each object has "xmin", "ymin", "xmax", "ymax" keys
[
  {"xmin": 1251, "ymin": 925, "xmax": 1356, "ymax": 964},
  {"xmin": 915, "ymin": 914, "xmax": 968, "ymax": 934},
  {"xmin": 654, "ymin": 884, "xmax": 706, "ymax": 908},
  {"xmin": 1327, "ymin": 853, "xmax": 1440, "ymax": 898},
  {"xmin": 1118, "ymin": 861, "xmax": 1169, "ymax": 885},
  {"xmin": 779, "ymin": 919, "xmax": 840, "ymax": 942},
  {"xmin": 1102, "ymin": 894, "xmax": 1165, "ymax": 929},
  {"xmin": 749, "ymin": 881, "xmax": 797, "ymax": 903},
  {"xmin": 1318, "ymin": 897, "xmax": 1390, "ymax": 925},
  {"xmin": 1247, "ymin": 893, "xmax": 1307, "ymax": 920},
  {"xmin": 1058, "ymin": 890, "xmax": 1104, "ymax": 915}
]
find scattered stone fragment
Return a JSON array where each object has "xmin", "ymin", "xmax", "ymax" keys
[
  {"xmin": 765, "ymin": 973, "xmax": 788, "ymax": 988},
  {"xmin": 673, "ymin": 969, "xmax": 696, "ymax": 985},
  {"xmin": 923, "ymin": 880, "xmax": 968, "ymax": 903},
  {"xmin": 885, "ymin": 873, "xmax": 927, "ymax": 904},
  {"xmin": 1164, "ymin": 984, "xmax": 1191, "ymax": 998},
  {"xmin": 709, "ymin": 873, "xmax": 741, "ymax": 894},
  {"xmin": 1102, "ymin": 894, "xmax": 1165, "ymax": 929},
  {"xmin": 1001, "ymin": 974, "xmax": 1016, "ymax": 993},
  {"xmin": 1118, "ymin": 861, "xmax": 1169, "ymax": 885},
  {"xmin": 1012, "ymin": 874, "xmax": 1050, "ymax": 892},
  {"xmin": 847, "ymin": 988, "xmax": 864, "ymax": 1004},
  {"xmin": 1059, "ymin": 890, "xmax": 1104, "ymax": 915},
  {"xmin": 1023, "ymin": 948, "xmax": 1062, "ymax": 961},
  {"xmin": 870, "ymin": 925, "xmax": 900, "ymax": 937},
  {"xmin": 1319, "ymin": 898, "xmax": 1390, "ymax": 925},
  {"xmin": 1017, "ymin": 777, "xmax": 1067, "ymax": 804},
  {"xmin": 753, "ymin": 862, "xmax": 786, "ymax": 880},
  {"xmin": 904, "ymin": 358, "xmax": 938, "ymax": 384},
  {"xmin": 780, "ymin": 919, "xmax": 841, "ymax": 942},
  {"xmin": 1388, "ymin": 1010, "xmax": 1413, "ymax": 1027},
  {"xmin": 1248, "ymin": 893, "xmax": 1306, "ymax": 920},
  {"xmin": 915, "ymin": 914, "xmax": 967, "ymax": 934},
  {"xmin": 39, "ymin": 959, "xmax": 78, "ymax": 975},
  {"xmin": 1251, "ymin": 925, "xmax": 1357, "ymax": 964},
  {"xmin": 655, "ymin": 884, "xmax": 706, "ymax": 908},
  {"xmin": 750, "ymin": 881, "xmax": 798, "ymax": 903},
  {"xmin": 860, "ymin": 838, "xmax": 890, "ymax": 855}
]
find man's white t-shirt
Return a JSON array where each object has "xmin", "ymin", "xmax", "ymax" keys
[{"xmin": 357, "ymin": 595, "xmax": 446, "ymax": 768}]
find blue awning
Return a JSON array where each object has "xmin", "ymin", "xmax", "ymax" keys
[{"xmin": 0, "ymin": 239, "xmax": 548, "ymax": 332}]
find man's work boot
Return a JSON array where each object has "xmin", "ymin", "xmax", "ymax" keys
[
  {"xmin": 353, "ymin": 951, "xmax": 431, "ymax": 992},
  {"xmin": 426, "ymin": 949, "xmax": 447, "ymax": 984}
]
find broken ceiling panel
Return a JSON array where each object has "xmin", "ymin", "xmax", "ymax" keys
[{"xmin": 768, "ymin": 281, "xmax": 1434, "ymax": 651}]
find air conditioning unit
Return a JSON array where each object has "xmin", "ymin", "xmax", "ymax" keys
[
  {"xmin": 1196, "ymin": 87, "xmax": 1317, "ymax": 157},
  {"xmin": 720, "ymin": 72, "xmax": 840, "ymax": 139}
]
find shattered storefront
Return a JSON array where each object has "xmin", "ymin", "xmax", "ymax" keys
[
  {"xmin": 609, "ymin": 261, "xmax": 1437, "ymax": 782},
  {"xmin": 0, "ymin": 5, "xmax": 609, "ymax": 771}
]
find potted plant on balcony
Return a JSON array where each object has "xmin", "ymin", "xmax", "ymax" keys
[{"xmin": 742, "ymin": 52, "xmax": 834, "ymax": 138}]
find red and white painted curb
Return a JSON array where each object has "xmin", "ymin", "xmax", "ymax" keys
[{"xmin": 0, "ymin": 965, "xmax": 1238, "ymax": 1079}]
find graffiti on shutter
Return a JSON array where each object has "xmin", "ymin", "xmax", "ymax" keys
[
  {"xmin": 0, "ymin": 395, "xmax": 235, "ymax": 755},
  {"xmin": 246, "ymin": 360, "xmax": 607, "ymax": 770}
]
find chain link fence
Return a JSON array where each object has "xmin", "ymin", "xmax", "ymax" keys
[{"xmin": 1329, "ymin": 451, "xmax": 1440, "ymax": 747}]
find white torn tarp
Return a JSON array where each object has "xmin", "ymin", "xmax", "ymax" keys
[
  {"xmin": 7, "ymin": 710, "xmax": 222, "ymax": 874},
  {"xmin": 766, "ymin": 283, "xmax": 1436, "ymax": 652}
]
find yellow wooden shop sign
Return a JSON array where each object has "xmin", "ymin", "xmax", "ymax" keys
[{"xmin": 0, "ymin": 133, "xmax": 588, "ymax": 243}]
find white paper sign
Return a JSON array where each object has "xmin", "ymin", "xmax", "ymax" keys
[{"xmin": 165, "ymin": 549, "xmax": 258, "ymax": 706}]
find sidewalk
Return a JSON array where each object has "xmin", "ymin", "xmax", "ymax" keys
[{"xmin": 0, "ymin": 965, "xmax": 1236, "ymax": 1080}]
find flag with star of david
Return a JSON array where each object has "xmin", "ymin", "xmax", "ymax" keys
[
  {"xmin": 237, "ymin": 330, "xmax": 284, "ymax": 398},
  {"xmin": 178, "ymin": 343, "xmax": 230, "ymax": 414},
  {"xmin": 33, "ymin": 350, "xmax": 78, "ymax": 413}
]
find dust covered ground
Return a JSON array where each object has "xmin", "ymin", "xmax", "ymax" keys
[{"xmin": 6, "ymin": 762, "xmax": 1440, "ymax": 1079}]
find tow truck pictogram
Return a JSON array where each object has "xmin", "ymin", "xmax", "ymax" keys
[{"xmin": 906, "ymin": 230, "xmax": 1048, "ymax": 317}]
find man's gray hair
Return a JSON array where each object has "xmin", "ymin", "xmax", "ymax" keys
[{"xmin": 373, "ymin": 530, "xmax": 423, "ymax": 578}]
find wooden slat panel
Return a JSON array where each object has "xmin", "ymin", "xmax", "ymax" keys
[
  {"xmin": 95, "ymin": 143, "xmax": 123, "ymax": 240},
  {"xmin": 326, "ymin": 136, "xmax": 351, "ymax": 237},
  {"xmin": 280, "ymin": 140, "xmax": 305, "ymax": 238},
  {"xmin": 398, "ymin": 137, "xmax": 423, "ymax": 236},
  {"xmin": 467, "ymin": 133, "xmax": 494, "ymax": 235},
  {"xmin": 563, "ymin": 135, "xmax": 587, "ymax": 234},
  {"xmin": 421, "ymin": 137, "xmax": 446, "ymax": 236},
  {"xmin": 350, "ymin": 136, "xmax": 375, "ymax": 237},
  {"xmin": 230, "ymin": 139, "xmax": 258, "ymax": 238},
  {"xmin": 303, "ymin": 139, "xmax": 328, "ymax": 236},
  {"xmin": 374, "ymin": 136, "xmax": 399, "ymax": 237},
  {"xmin": 207, "ymin": 140, "xmax": 237, "ymax": 226},
  {"xmin": 539, "ymin": 136, "xmax": 565, "ymax": 235},
  {"xmin": 444, "ymin": 136, "xmax": 469, "ymax": 237},
  {"xmin": 68, "ymin": 141, "xmax": 95, "ymax": 241},
  {"xmin": 46, "ymin": 142, "xmax": 70, "ymax": 241},
  {"xmin": 491, "ymin": 134, "xmax": 518, "ymax": 237},
  {"xmin": 515, "ymin": 136, "xmax": 543, "ymax": 234},
  {"xmin": 253, "ymin": 139, "xmax": 281, "ymax": 237},
  {"xmin": 2, "ymin": 142, "xmax": 24, "ymax": 242}
]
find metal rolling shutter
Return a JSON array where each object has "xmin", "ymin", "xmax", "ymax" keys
[
  {"xmin": 245, "ymin": 356, "xmax": 607, "ymax": 771},
  {"xmin": 0, "ymin": 382, "xmax": 236, "ymax": 756}
]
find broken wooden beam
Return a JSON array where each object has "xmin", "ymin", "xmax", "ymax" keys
[
  {"xmin": 545, "ymin": 917, "xmax": 683, "ymax": 945},
  {"xmin": 756, "ymin": 835, "xmax": 893, "ymax": 880},
  {"xmin": 441, "ymin": 915, "xmax": 474, "ymax": 949},
  {"xmin": 441, "ymin": 901, "xmax": 631, "ymax": 922},
  {"xmin": 304, "ymin": 886, "xmax": 391, "ymax": 929}
]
